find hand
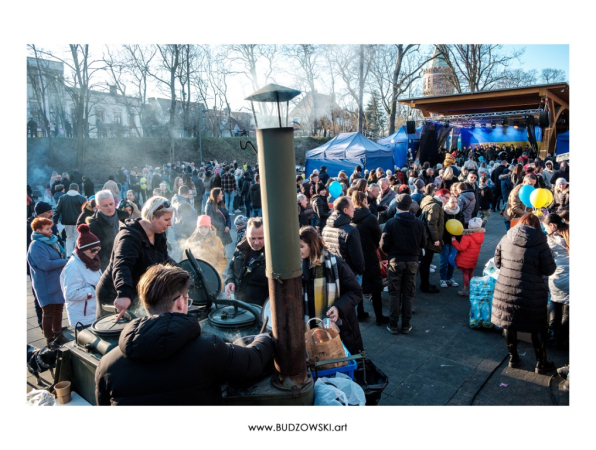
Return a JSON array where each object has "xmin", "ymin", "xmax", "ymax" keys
[
  {"xmin": 451, "ymin": 237, "xmax": 456, "ymax": 241},
  {"xmin": 224, "ymin": 226, "xmax": 230, "ymax": 233},
  {"xmin": 224, "ymin": 283, "xmax": 235, "ymax": 298},
  {"xmin": 114, "ymin": 297, "xmax": 132, "ymax": 321},
  {"xmin": 326, "ymin": 306, "xmax": 339, "ymax": 322},
  {"xmin": 434, "ymin": 241, "xmax": 440, "ymax": 246}
]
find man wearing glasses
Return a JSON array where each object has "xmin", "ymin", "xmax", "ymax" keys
[
  {"xmin": 223, "ymin": 218, "xmax": 269, "ymax": 307},
  {"xmin": 95, "ymin": 264, "xmax": 273, "ymax": 405}
]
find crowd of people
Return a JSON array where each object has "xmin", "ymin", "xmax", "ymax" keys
[{"xmin": 26, "ymin": 147, "xmax": 570, "ymax": 404}]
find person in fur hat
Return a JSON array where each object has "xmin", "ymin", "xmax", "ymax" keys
[{"xmin": 450, "ymin": 217, "xmax": 485, "ymax": 296}]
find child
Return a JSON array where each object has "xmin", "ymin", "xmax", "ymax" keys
[
  {"xmin": 440, "ymin": 196, "xmax": 463, "ymax": 288},
  {"xmin": 477, "ymin": 175, "xmax": 494, "ymax": 227},
  {"xmin": 450, "ymin": 217, "xmax": 485, "ymax": 297},
  {"xmin": 234, "ymin": 215, "xmax": 247, "ymax": 245}
]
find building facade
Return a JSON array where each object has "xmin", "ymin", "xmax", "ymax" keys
[{"xmin": 422, "ymin": 47, "xmax": 455, "ymax": 97}]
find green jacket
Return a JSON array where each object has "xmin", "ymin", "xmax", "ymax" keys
[{"xmin": 419, "ymin": 196, "xmax": 445, "ymax": 253}]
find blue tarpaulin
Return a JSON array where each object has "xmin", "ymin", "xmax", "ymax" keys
[
  {"xmin": 305, "ymin": 132, "xmax": 394, "ymax": 177},
  {"xmin": 556, "ymin": 131, "xmax": 569, "ymax": 159},
  {"xmin": 377, "ymin": 125, "xmax": 421, "ymax": 169}
]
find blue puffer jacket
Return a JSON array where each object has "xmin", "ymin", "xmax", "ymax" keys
[{"xmin": 27, "ymin": 240, "xmax": 67, "ymax": 307}]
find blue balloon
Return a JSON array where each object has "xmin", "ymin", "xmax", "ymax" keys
[
  {"xmin": 519, "ymin": 184, "xmax": 535, "ymax": 208},
  {"xmin": 329, "ymin": 180, "xmax": 342, "ymax": 198}
]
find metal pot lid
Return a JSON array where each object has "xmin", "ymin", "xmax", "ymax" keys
[
  {"xmin": 177, "ymin": 250, "xmax": 221, "ymax": 306},
  {"xmin": 91, "ymin": 314, "xmax": 132, "ymax": 337},
  {"xmin": 261, "ymin": 298, "xmax": 272, "ymax": 333},
  {"xmin": 208, "ymin": 303, "xmax": 262, "ymax": 329}
]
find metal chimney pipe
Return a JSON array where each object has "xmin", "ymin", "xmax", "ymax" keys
[{"xmin": 256, "ymin": 127, "xmax": 308, "ymax": 388}]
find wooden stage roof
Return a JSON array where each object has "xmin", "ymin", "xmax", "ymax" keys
[{"xmin": 399, "ymin": 83, "xmax": 569, "ymax": 118}]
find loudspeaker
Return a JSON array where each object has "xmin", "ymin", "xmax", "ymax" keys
[
  {"xmin": 406, "ymin": 120, "xmax": 416, "ymax": 134},
  {"xmin": 539, "ymin": 111, "xmax": 549, "ymax": 128}
]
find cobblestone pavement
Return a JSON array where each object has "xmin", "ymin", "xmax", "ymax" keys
[{"xmin": 26, "ymin": 210, "xmax": 569, "ymax": 405}]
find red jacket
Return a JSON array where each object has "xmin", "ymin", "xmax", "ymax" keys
[{"xmin": 451, "ymin": 228, "xmax": 485, "ymax": 269}]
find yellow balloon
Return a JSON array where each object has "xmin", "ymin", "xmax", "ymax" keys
[
  {"xmin": 543, "ymin": 189, "xmax": 554, "ymax": 207},
  {"xmin": 445, "ymin": 219, "xmax": 463, "ymax": 236},
  {"xmin": 533, "ymin": 209, "xmax": 543, "ymax": 217},
  {"xmin": 530, "ymin": 188, "xmax": 550, "ymax": 208}
]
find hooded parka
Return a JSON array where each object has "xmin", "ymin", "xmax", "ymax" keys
[{"xmin": 491, "ymin": 224, "xmax": 557, "ymax": 332}]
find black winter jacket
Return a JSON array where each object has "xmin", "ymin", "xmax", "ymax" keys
[
  {"xmin": 53, "ymin": 191, "xmax": 87, "ymax": 225},
  {"xmin": 491, "ymin": 224, "xmax": 557, "ymax": 332},
  {"xmin": 302, "ymin": 256, "xmax": 364, "ymax": 355},
  {"xmin": 87, "ymin": 209, "xmax": 130, "ymax": 270},
  {"xmin": 249, "ymin": 183, "xmax": 262, "ymax": 209},
  {"xmin": 223, "ymin": 240, "xmax": 268, "ymax": 306},
  {"xmin": 322, "ymin": 211, "xmax": 365, "ymax": 275},
  {"xmin": 95, "ymin": 218, "xmax": 174, "ymax": 318},
  {"xmin": 380, "ymin": 212, "xmax": 427, "ymax": 262},
  {"xmin": 312, "ymin": 194, "xmax": 331, "ymax": 232},
  {"xmin": 95, "ymin": 313, "xmax": 273, "ymax": 405},
  {"xmin": 351, "ymin": 207, "xmax": 383, "ymax": 294},
  {"xmin": 478, "ymin": 185, "xmax": 494, "ymax": 210},
  {"xmin": 83, "ymin": 178, "xmax": 96, "ymax": 198}
]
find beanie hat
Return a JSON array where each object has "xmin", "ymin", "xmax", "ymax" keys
[
  {"xmin": 197, "ymin": 215, "xmax": 211, "ymax": 227},
  {"xmin": 34, "ymin": 201, "xmax": 52, "ymax": 215},
  {"xmin": 396, "ymin": 194, "xmax": 412, "ymax": 211},
  {"xmin": 556, "ymin": 178, "xmax": 567, "ymax": 185},
  {"xmin": 76, "ymin": 224, "xmax": 101, "ymax": 250},
  {"xmin": 398, "ymin": 184, "xmax": 411, "ymax": 194},
  {"xmin": 468, "ymin": 217, "xmax": 482, "ymax": 230},
  {"xmin": 234, "ymin": 215, "xmax": 248, "ymax": 228},
  {"xmin": 413, "ymin": 178, "xmax": 425, "ymax": 191}
]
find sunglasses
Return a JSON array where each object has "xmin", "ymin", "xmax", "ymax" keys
[{"xmin": 155, "ymin": 200, "xmax": 171, "ymax": 213}]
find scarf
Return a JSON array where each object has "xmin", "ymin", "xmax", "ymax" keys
[
  {"xmin": 100, "ymin": 211, "xmax": 120, "ymax": 236},
  {"xmin": 74, "ymin": 247, "xmax": 101, "ymax": 271},
  {"xmin": 303, "ymin": 250, "xmax": 340, "ymax": 321},
  {"xmin": 31, "ymin": 232, "xmax": 66, "ymax": 259}
]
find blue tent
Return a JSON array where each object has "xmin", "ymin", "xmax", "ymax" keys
[
  {"xmin": 556, "ymin": 131, "xmax": 569, "ymax": 159},
  {"xmin": 305, "ymin": 132, "xmax": 394, "ymax": 177},
  {"xmin": 377, "ymin": 125, "xmax": 421, "ymax": 169}
]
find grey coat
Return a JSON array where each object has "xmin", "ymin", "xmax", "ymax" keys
[
  {"xmin": 491, "ymin": 224, "xmax": 557, "ymax": 332},
  {"xmin": 547, "ymin": 233, "xmax": 569, "ymax": 305}
]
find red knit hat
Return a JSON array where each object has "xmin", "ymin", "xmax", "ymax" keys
[{"xmin": 76, "ymin": 224, "xmax": 101, "ymax": 250}]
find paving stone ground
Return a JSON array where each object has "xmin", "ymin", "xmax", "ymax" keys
[{"xmin": 26, "ymin": 209, "xmax": 569, "ymax": 405}]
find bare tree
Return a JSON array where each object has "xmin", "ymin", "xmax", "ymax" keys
[
  {"xmin": 369, "ymin": 44, "xmax": 434, "ymax": 134},
  {"xmin": 435, "ymin": 44, "xmax": 524, "ymax": 93},
  {"xmin": 226, "ymin": 44, "xmax": 279, "ymax": 119},
  {"xmin": 495, "ymin": 68, "xmax": 538, "ymax": 89},
  {"xmin": 540, "ymin": 68, "xmax": 566, "ymax": 84},
  {"xmin": 151, "ymin": 44, "xmax": 183, "ymax": 163},
  {"xmin": 283, "ymin": 44, "xmax": 322, "ymax": 135},
  {"xmin": 327, "ymin": 45, "xmax": 375, "ymax": 133}
]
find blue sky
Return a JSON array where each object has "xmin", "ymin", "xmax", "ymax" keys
[{"xmin": 505, "ymin": 44, "xmax": 569, "ymax": 78}]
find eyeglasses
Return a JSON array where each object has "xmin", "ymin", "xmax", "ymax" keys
[
  {"xmin": 86, "ymin": 247, "xmax": 101, "ymax": 255},
  {"xmin": 173, "ymin": 293, "xmax": 192, "ymax": 308},
  {"xmin": 155, "ymin": 200, "xmax": 171, "ymax": 213}
]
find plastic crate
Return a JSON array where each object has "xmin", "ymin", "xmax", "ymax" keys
[{"xmin": 310, "ymin": 345, "xmax": 356, "ymax": 381}]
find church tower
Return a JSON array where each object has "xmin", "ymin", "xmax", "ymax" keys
[{"xmin": 423, "ymin": 46, "xmax": 455, "ymax": 96}]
